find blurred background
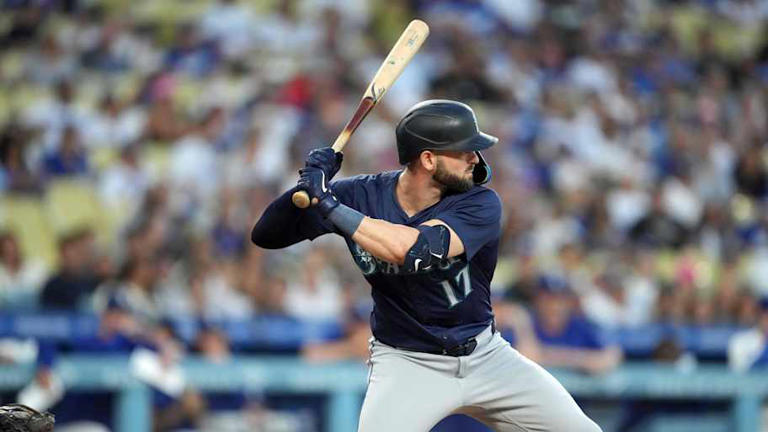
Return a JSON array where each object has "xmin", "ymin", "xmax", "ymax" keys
[{"xmin": 2, "ymin": 0, "xmax": 768, "ymax": 431}]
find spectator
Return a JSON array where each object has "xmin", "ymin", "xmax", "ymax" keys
[
  {"xmin": 728, "ymin": 297, "xmax": 768, "ymax": 372},
  {"xmin": 581, "ymin": 265, "xmax": 657, "ymax": 329},
  {"xmin": 733, "ymin": 143, "xmax": 768, "ymax": 199},
  {"xmin": 530, "ymin": 276, "xmax": 622, "ymax": 374},
  {"xmin": 199, "ymin": 0, "xmax": 258, "ymax": 59},
  {"xmin": 73, "ymin": 296, "xmax": 147, "ymax": 356},
  {"xmin": 81, "ymin": 94, "xmax": 146, "ymax": 149},
  {"xmin": 41, "ymin": 126, "xmax": 89, "ymax": 178},
  {"xmin": 23, "ymin": 81, "xmax": 88, "ymax": 153},
  {"xmin": 0, "ymin": 231, "xmax": 49, "ymax": 309},
  {"xmin": 1, "ymin": 122, "xmax": 42, "ymax": 193},
  {"xmin": 629, "ymin": 188, "xmax": 690, "ymax": 249},
  {"xmin": 93, "ymin": 256, "xmax": 164, "ymax": 324},
  {"xmin": 163, "ymin": 24, "xmax": 219, "ymax": 78},
  {"xmin": 283, "ymin": 247, "xmax": 343, "ymax": 321},
  {"xmin": 130, "ymin": 321, "xmax": 207, "ymax": 432},
  {"xmin": 301, "ymin": 297, "xmax": 372, "ymax": 363},
  {"xmin": 40, "ymin": 229, "xmax": 99, "ymax": 310},
  {"xmin": 98, "ymin": 144, "xmax": 150, "ymax": 227},
  {"xmin": 193, "ymin": 323, "xmax": 256, "ymax": 430}
]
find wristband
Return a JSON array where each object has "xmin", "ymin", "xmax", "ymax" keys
[{"xmin": 328, "ymin": 204, "xmax": 364, "ymax": 237}]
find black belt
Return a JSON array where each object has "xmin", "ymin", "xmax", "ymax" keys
[
  {"xmin": 439, "ymin": 338, "xmax": 478, "ymax": 357},
  {"xmin": 395, "ymin": 337, "xmax": 477, "ymax": 357},
  {"xmin": 396, "ymin": 321, "xmax": 495, "ymax": 357}
]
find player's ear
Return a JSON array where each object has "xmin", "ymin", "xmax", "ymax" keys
[{"xmin": 419, "ymin": 151, "xmax": 438, "ymax": 172}]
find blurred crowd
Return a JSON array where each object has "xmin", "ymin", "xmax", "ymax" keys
[{"xmin": 2, "ymin": 0, "xmax": 768, "ymax": 429}]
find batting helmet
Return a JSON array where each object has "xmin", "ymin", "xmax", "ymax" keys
[{"xmin": 396, "ymin": 100, "xmax": 497, "ymax": 185}]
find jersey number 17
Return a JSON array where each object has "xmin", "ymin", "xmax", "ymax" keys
[{"xmin": 440, "ymin": 265, "xmax": 472, "ymax": 308}]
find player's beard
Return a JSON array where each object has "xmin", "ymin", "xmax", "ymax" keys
[{"xmin": 433, "ymin": 159, "xmax": 474, "ymax": 195}]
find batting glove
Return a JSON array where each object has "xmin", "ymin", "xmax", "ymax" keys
[
  {"xmin": 297, "ymin": 166, "xmax": 339, "ymax": 217},
  {"xmin": 305, "ymin": 148, "xmax": 343, "ymax": 181}
]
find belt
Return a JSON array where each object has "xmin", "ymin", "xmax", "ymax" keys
[
  {"xmin": 438, "ymin": 338, "xmax": 478, "ymax": 357},
  {"xmin": 395, "ymin": 321, "xmax": 495, "ymax": 358}
]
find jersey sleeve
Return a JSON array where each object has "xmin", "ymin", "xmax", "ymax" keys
[
  {"xmin": 298, "ymin": 207, "xmax": 335, "ymax": 240},
  {"xmin": 299, "ymin": 176, "xmax": 359, "ymax": 239},
  {"xmin": 329, "ymin": 176, "xmax": 358, "ymax": 207},
  {"xmin": 297, "ymin": 175, "xmax": 362, "ymax": 239},
  {"xmin": 432, "ymin": 188, "xmax": 502, "ymax": 259}
]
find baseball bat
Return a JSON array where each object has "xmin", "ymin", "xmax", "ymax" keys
[{"xmin": 292, "ymin": 19, "xmax": 430, "ymax": 208}]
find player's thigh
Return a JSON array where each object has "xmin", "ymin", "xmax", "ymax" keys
[
  {"xmin": 358, "ymin": 347, "xmax": 461, "ymax": 432},
  {"xmin": 466, "ymin": 340, "xmax": 601, "ymax": 432}
]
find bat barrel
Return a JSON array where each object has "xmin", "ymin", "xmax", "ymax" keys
[{"xmin": 292, "ymin": 19, "xmax": 429, "ymax": 209}]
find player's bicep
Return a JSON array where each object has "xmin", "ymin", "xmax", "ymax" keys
[{"xmin": 421, "ymin": 219, "xmax": 465, "ymax": 258}]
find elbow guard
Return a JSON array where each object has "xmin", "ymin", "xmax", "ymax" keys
[{"xmin": 403, "ymin": 225, "xmax": 450, "ymax": 273}]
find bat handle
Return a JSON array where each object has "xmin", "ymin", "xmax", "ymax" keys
[
  {"xmin": 291, "ymin": 190, "xmax": 311, "ymax": 209},
  {"xmin": 292, "ymin": 140, "xmax": 342, "ymax": 208}
]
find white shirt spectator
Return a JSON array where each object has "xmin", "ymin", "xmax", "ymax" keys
[
  {"xmin": 81, "ymin": 106, "xmax": 146, "ymax": 149},
  {"xmin": 98, "ymin": 151, "xmax": 150, "ymax": 226},
  {"xmin": 695, "ymin": 138, "xmax": 736, "ymax": 203},
  {"xmin": 484, "ymin": 0, "xmax": 542, "ymax": 32},
  {"xmin": 0, "ymin": 259, "xmax": 48, "ymax": 309},
  {"xmin": 283, "ymin": 249, "xmax": 343, "ymax": 322},
  {"xmin": 253, "ymin": 8, "xmax": 322, "ymax": 59},
  {"xmin": 622, "ymin": 274, "xmax": 658, "ymax": 326},
  {"xmin": 728, "ymin": 328, "xmax": 765, "ymax": 372},
  {"xmin": 199, "ymin": 0, "xmax": 258, "ymax": 58},
  {"xmin": 223, "ymin": 106, "xmax": 301, "ymax": 189},
  {"xmin": 581, "ymin": 277, "xmax": 656, "ymax": 328},
  {"xmin": 552, "ymin": 156, "xmax": 590, "ymax": 194},
  {"xmin": 169, "ymin": 134, "xmax": 219, "ymax": 204},
  {"xmin": 531, "ymin": 209, "xmax": 581, "ymax": 258},
  {"xmin": 201, "ymin": 270, "xmax": 254, "ymax": 320},
  {"xmin": 568, "ymin": 55, "xmax": 617, "ymax": 94},
  {"xmin": 607, "ymin": 182, "xmax": 650, "ymax": 231},
  {"xmin": 662, "ymin": 176, "xmax": 703, "ymax": 228},
  {"xmin": 23, "ymin": 98, "xmax": 91, "ymax": 152},
  {"xmin": 284, "ymin": 275, "xmax": 343, "ymax": 322}
]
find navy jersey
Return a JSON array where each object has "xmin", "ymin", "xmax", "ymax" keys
[{"xmin": 302, "ymin": 171, "xmax": 502, "ymax": 353}]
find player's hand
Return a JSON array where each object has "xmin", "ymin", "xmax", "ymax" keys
[
  {"xmin": 297, "ymin": 165, "xmax": 339, "ymax": 217},
  {"xmin": 305, "ymin": 148, "xmax": 343, "ymax": 181}
]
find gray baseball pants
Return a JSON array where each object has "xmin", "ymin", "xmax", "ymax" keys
[{"xmin": 358, "ymin": 326, "xmax": 602, "ymax": 432}]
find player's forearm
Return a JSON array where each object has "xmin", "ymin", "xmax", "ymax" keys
[
  {"xmin": 251, "ymin": 187, "xmax": 310, "ymax": 249},
  {"xmin": 351, "ymin": 217, "xmax": 419, "ymax": 265}
]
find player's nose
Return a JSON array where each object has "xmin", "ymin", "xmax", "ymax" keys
[{"xmin": 468, "ymin": 151, "xmax": 479, "ymax": 164}]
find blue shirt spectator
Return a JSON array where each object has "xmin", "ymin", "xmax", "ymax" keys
[{"xmin": 530, "ymin": 275, "xmax": 622, "ymax": 374}]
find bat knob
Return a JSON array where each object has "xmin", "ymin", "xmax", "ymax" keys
[{"xmin": 292, "ymin": 190, "xmax": 311, "ymax": 209}]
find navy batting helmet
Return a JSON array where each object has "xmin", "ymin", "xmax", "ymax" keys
[{"xmin": 396, "ymin": 100, "xmax": 497, "ymax": 185}]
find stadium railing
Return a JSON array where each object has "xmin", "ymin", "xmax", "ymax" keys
[{"xmin": 0, "ymin": 355, "xmax": 765, "ymax": 432}]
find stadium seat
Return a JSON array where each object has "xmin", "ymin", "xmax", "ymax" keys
[
  {"xmin": 44, "ymin": 179, "xmax": 110, "ymax": 246},
  {"xmin": 0, "ymin": 194, "xmax": 58, "ymax": 269}
]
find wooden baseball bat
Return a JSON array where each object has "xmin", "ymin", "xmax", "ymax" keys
[{"xmin": 292, "ymin": 19, "xmax": 430, "ymax": 208}]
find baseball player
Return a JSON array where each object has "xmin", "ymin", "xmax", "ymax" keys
[{"xmin": 252, "ymin": 100, "xmax": 601, "ymax": 431}]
